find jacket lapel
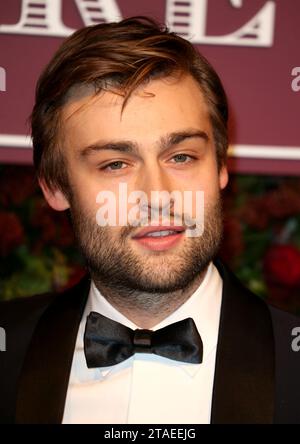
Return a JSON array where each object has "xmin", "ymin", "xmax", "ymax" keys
[
  {"xmin": 210, "ymin": 260, "xmax": 275, "ymax": 424},
  {"xmin": 15, "ymin": 275, "xmax": 91, "ymax": 424}
]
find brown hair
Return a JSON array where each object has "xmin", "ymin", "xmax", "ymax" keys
[{"xmin": 31, "ymin": 16, "xmax": 228, "ymax": 194}]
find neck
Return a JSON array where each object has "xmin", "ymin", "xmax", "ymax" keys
[{"xmin": 92, "ymin": 266, "xmax": 208, "ymax": 329}]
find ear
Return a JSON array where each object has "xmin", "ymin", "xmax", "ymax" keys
[
  {"xmin": 219, "ymin": 164, "xmax": 228, "ymax": 190},
  {"xmin": 39, "ymin": 179, "xmax": 70, "ymax": 211}
]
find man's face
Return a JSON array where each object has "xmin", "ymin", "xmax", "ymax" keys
[{"xmin": 46, "ymin": 73, "xmax": 228, "ymax": 293}]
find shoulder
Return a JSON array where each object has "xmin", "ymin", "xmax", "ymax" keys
[
  {"xmin": 0, "ymin": 274, "xmax": 90, "ymax": 330},
  {"xmin": 267, "ymin": 303, "xmax": 300, "ymax": 377},
  {"xmin": 267, "ymin": 303, "xmax": 300, "ymax": 372},
  {"xmin": 216, "ymin": 259, "xmax": 300, "ymax": 422},
  {"xmin": 0, "ymin": 276, "xmax": 90, "ymax": 424},
  {"xmin": 215, "ymin": 258, "xmax": 300, "ymax": 423},
  {"xmin": 0, "ymin": 274, "xmax": 91, "ymax": 354},
  {"xmin": 268, "ymin": 303, "xmax": 300, "ymax": 332},
  {"xmin": 0, "ymin": 291, "xmax": 56, "ymax": 330},
  {"xmin": 267, "ymin": 304, "xmax": 300, "ymax": 423},
  {"xmin": 215, "ymin": 258, "xmax": 299, "ymax": 325},
  {"xmin": 0, "ymin": 291, "xmax": 56, "ymax": 423}
]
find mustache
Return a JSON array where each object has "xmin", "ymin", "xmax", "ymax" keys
[{"xmin": 119, "ymin": 211, "xmax": 199, "ymax": 239}]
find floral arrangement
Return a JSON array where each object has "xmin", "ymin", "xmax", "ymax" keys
[
  {"xmin": 0, "ymin": 165, "xmax": 300, "ymax": 314},
  {"xmin": 0, "ymin": 165, "xmax": 86, "ymax": 299},
  {"xmin": 219, "ymin": 175, "xmax": 300, "ymax": 313}
]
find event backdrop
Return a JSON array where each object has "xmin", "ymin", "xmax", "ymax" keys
[{"xmin": 0, "ymin": 0, "xmax": 299, "ymax": 175}]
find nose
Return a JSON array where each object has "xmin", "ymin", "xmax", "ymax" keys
[
  {"xmin": 136, "ymin": 162, "xmax": 175, "ymax": 217},
  {"xmin": 139, "ymin": 162, "xmax": 172, "ymax": 194}
]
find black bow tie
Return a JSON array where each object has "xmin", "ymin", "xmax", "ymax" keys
[{"xmin": 84, "ymin": 311, "xmax": 203, "ymax": 368}]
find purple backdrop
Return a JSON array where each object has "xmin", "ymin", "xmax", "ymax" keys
[{"xmin": 0, "ymin": 0, "xmax": 299, "ymax": 174}]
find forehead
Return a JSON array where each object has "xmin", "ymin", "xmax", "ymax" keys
[{"xmin": 61, "ymin": 74, "xmax": 212, "ymax": 147}]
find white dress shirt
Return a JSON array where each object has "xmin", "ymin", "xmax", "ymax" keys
[{"xmin": 62, "ymin": 262, "xmax": 223, "ymax": 424}]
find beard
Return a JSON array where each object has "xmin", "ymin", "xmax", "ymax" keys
[{"xmin": 69, "ymin": 193, "xmax": 223, "ymax": 306}]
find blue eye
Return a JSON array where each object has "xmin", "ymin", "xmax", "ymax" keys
[
  {"xmin": 104, "ymin": 161, "xmax": 125, "ymax": 170},
  {"xmin": 172, "ymin": 154, "xmax": 193, "ymax": 163}
]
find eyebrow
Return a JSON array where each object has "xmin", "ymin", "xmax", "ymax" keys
[{"xmin": 78, "ymin": 129, "xmax": 209, "ymax": 158}]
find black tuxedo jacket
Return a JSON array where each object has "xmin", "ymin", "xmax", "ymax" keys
[{"xmin": 0, "ymin": 260, "xmax": 299, "ymax": 424}]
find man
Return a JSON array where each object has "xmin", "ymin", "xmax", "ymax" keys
[{"xmin": 0, "ymin": 16, "xmax": 299, "ymax": 424}]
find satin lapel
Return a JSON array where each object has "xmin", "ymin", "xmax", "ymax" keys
[
  {"xmin": 16, "ymin": 276, "xmax": 91, "ymax": 424},
  {"xmin": 210, "ymin": 260, "xmax": 275, "ymax": 424}
]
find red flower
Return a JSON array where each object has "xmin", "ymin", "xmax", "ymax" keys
[
  {"xmin": 263, "ymin": 244, "xmax": 300, "ymax": 287},
  {"xmin": 0, "ymin": 211, "xmax": 24, "ymax": 256}
]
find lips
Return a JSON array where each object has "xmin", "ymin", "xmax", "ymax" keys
[
  {"xmin": 132, "ymin": 226, "xmax": 186, "ymax": 239},
  {"xmin": 131, "ymin": 226, "xmax": 185, "ymax": 251}
]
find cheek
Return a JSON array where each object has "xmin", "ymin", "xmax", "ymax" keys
[
  {"xmin": 189, "ymin": 189, "xmax": 218, "ymax": 221},
  {"xmin": 78, "ymin": 190, "xmax": 99, "ymax": 218},
  {"xmin": 70, "ymin": 173, "xmax": 111, "ymax": 216},
  {"xmin": 68, "ymin": 180, "xmax": 99, "ymax": 225}
]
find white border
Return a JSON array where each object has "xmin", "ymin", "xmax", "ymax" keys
[
  {"xmin": 0, "ymin": 134, "xmax": 300, "ymax": 160},
  {"xmin": 227, "ymin": 145, "xmax": 300, "ymax": 160},
  {"xmin": 0, "ymin": 134, "xmax": 32, "ymax": 148}
]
